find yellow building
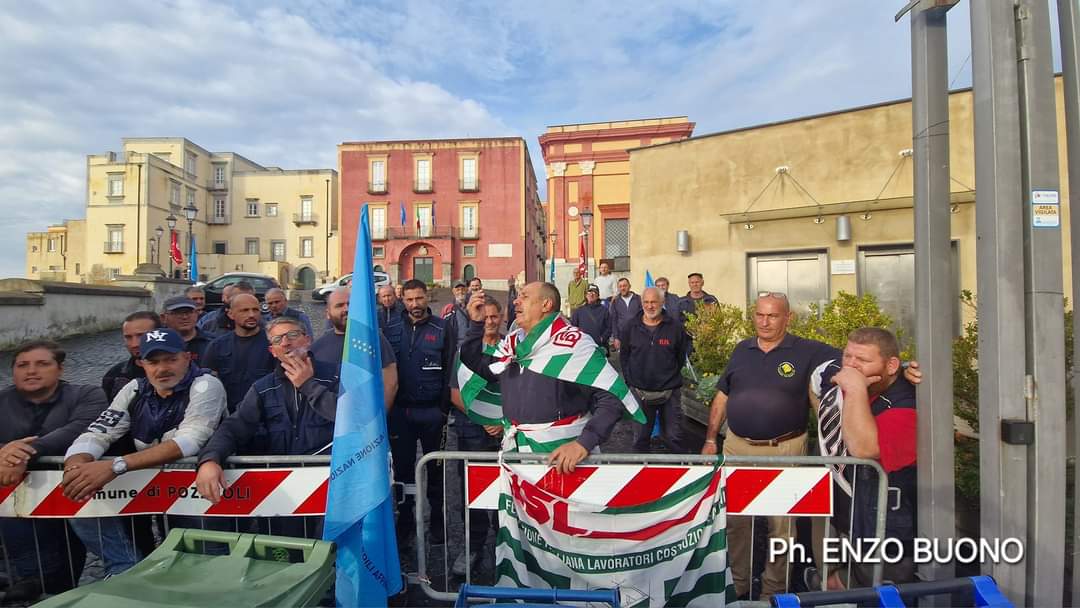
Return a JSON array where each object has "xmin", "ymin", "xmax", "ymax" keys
[
  {"xmin": 539, "ymin": 118, "xmax": 694, "ymax": 288},
  {"xmin": 628, "ymin": 78, "xmax": 1072, "ymax": 338},
  {"xmin": 31, "ymin": 137, "xmax": 339, "ymax": 288},
  {"xmin": 25, "ymin": 220, "xmax": 85, "ymax": 281}
]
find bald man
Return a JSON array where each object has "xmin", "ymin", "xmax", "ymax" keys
[
  {"xmin": 201, "ymin": 293, "xmax": 276, "ymax": 413},
  {"xmin": 264, "ymin": 288, "xmax": 313, "ymax": 337}
]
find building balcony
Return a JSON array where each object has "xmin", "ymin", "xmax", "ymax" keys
[
  {"xmin": 459, "ymin": 179, "xmax": 480, "ymax": 193},
  {"xmin": 208, "ymin": 181, "xmax": 228, "ymax": 191},
  {"xmin": 368, "ymin": 181, "xmax": 387, "ymax": 195},
  {"xmin": 371, "ymin": 228, "xmax": 388, "ymax": 241},
  {"xmin": 103, "ymin": 242, "xmax": 124, "ymax": 253},
  {"xmin": 207, "ymin": 215, "xmax": 230, "ymax": 225},
  {"xmin": 458, "ymin": 226, "xmax": 480, "ymax": 240},
  {"xmin": 413, "ymin": 179, "xmax": 434, "ymax": 194},
  {"xmin": 386, "ymin": 226, "xmax": 454, "ymax": 240},
  {"xmin": 292, "ymin": 213, "xmax": 318, "ymax": 226}
]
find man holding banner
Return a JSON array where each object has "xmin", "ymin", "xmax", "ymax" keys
[
  {"xmin": 459, "ymin": 281, "xmax": 643, "ymax": 471},
  {"xmin": 457, "ymin": 284, "xmax": 736, "ymax": 606}
]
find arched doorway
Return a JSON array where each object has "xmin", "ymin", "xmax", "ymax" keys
[
  {"xmin": 374, "ymin": 264, "xmax": 384, "ymax": 272},
  {"xmin": 463, "ymin": 264, "xmax": 475, "ymax": 282},
  {"xmin": 297, "ymin": 267, "xmax": 317, "ymax": 290}
]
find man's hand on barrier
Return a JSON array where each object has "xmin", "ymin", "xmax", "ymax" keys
[
  {"xmin": 0, "ymin": 436, "xmax": 37, "ymax": 466},
  {"xmin": 196, "ymin": 461, "xmax": 227, "ymax": 504},
  {"xmin": 700, "ymin": 440, "xmax": 718, "ymax": 456},
  {"xmin": 62, "ymin": 460, "xmax": 116, "ymax": 502},
  {"xmin": 483, "ymin": 425, "xmax": 503, "ymax": 438},
  {"xmin": 548, "ymin": 441, "xmax": 589, "ymax": 474},
  {"xmin": 0, "ymin": 462, "xmax": 26, "ymax": 487}
]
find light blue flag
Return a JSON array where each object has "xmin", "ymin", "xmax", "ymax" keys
[
  {"xmin": 399, "ymin": 202, "xmax": 406, "ymax": 227},
  {"xmin": 323, "ymin": 205, "xmax": 402, "ymax": 606},
  {"xmin": 188, "ymin": 235, "xmax": 198, "ymax": 282}
]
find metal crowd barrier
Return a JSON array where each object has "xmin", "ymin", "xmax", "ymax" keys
[
  {"xmin": 0, "ymin": 455, "xmax": 333, "ymax": 600},
  {"xmin": 414, "ymin": 451, "xmax": 890, "ymax": 605}
]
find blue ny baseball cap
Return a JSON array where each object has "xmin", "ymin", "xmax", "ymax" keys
[{"xmin": 140, "ymin": 328, "xmax": 187, "ymax": 358}]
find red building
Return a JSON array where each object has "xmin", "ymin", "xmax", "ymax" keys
[{"xmin": 338, "ymin": 137, "xmax": 545, "ymax": 286}]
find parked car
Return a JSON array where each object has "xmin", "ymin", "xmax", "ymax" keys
[
  {"xmin": 311, "ymin": 271, "xmax": 391, "ymax": 301},
  {"xmin": 202, "ymin": 272, "xmax": 281, "ymax": 309}
]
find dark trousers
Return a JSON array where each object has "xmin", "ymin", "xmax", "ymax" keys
[
  {"xmin": 389, "ymin": 406, "xmax": 447, "ymax": 516},
  {"xmin": 0, "ymin": 518, "xmax": 85, "ymax": 592},
  {"xmin": 632, "ymin": 388, "xmax": 686, "ymax": 453},
  {"xmin": 454, "ymin": 413, "xmax": 500, "ymax": 551}
]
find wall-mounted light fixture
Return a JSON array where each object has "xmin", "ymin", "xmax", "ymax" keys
[
  {"xmin": 836, "ymin": 215, "xmax": 852, "ymax": 242},
  {"xmin": 743, "ymin": 222, "xmax": 755, "ymax": 230},
  {"xmin": 676, "ymin": 230, "xmax": 690, "ymax": 253}
]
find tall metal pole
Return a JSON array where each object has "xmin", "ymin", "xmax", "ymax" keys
[
  {"xmin": 970, "ymin": 1, "xmax": 1028, "ymax": 602},
  {"xmin": 1060, "ymin": 0, "xmax": 1080, "ymax": 602},
  {"xmin": 908, "ymin": 3, "xmax": 955, "ymax": 598},
  {"xmin": 325, "ymin": 177, "xmax": 331, "ymax": 280},
  {"xmin": 1017, "ymin": 0, "xmax": 1067, "ymax": 603}
]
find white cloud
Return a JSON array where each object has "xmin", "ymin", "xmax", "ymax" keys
[{"xmin": 0, "ymin": 0, "xmax": 508, "ymax": 278}]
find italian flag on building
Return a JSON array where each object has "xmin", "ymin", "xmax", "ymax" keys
[{"xmin": 495, "ymin": 461, "xmax": 736, "ymax": 607}]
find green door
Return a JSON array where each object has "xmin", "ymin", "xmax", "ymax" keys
[
  {"xmin": 297, "ymin": 267, "xmax": 316, "ymax": 290},
  {"xmin": 413, "ymin": 257, "xmax": 434, "ymax": 284}
]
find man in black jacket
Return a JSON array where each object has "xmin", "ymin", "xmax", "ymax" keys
[
  {"xmin": 620, "ymin": 288, "xmax": 690, "ymax": 453},
  {"xmin": 202, "ymin": 293, "xmax": 275, "ymax": 412},
  {"xmin": 460, "ymin": 282, "xmax": 626, "ymax": 474},
  {"xmin": 195, "ymin": 317, "xmax": 338, "ymax": 538},
  {"xmin": 0, "ymin": 341, "xmax": 110, "ymax": 601},
  {"xmin": 102, "ymin": 311, "xmax": 161, "ymax": 402},
  {"xmin": 608, "ymin": 278, "xmax": 642, "ymax": 351},
  {"xmin": 570, "ymin": 285, "xmax": 610, "ymax": 351}
]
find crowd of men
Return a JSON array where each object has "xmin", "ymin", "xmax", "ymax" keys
[{"xmin": 0, "ymin": 270, "xmax": 919, "ymax": 602}]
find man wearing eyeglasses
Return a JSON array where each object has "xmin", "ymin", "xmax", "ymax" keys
[{"xmin": 195, "ymin": 317, "xmax": 339, "ymax": 538}]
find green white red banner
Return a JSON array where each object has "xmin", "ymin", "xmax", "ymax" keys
[{"xmin": 495, "ymin": 460, "xmax": 736, "ymax": 607}]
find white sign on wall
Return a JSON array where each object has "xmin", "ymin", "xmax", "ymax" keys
[
  {"xmin": 831, "ymin": 259, "xmax": 856, "ymax": 275},
  {"xmin": 488, "ymin": 244, "xmax": 513, "ymax": 258}
]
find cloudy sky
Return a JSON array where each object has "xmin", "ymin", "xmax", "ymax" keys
[{"xmin": 0, "ymin": 0, "xmax": 1064, "ymax": 278}]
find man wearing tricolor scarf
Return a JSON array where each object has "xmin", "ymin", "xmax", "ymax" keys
[{"xmin": 458, "ymin": 282, "xmax": 645, "ymax": 473}]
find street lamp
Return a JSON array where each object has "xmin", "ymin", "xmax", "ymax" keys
[
  {"xmin": 548, "ymin": 230, "xmax": 558, "ymax": 283},
  {"xmin": 580, "ymin": 207, "xmax": 593, "ymax": 280},
  {"xmin": 154, "ymin": 225, "xmax": 164, "ymax": 266},
  {"xmin": 183, "ymin": 202, "xmax": 198, "ymax": 281},
  {"xmin": 166, "ymin": 213, "xmax": 178, "ymax": 277}
]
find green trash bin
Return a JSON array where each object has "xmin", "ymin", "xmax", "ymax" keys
[{"xmin": 35, "ymin": 528, "xmax": 336, "ymax": 608}]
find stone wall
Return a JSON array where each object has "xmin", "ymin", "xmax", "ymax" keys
[{"xmin": 0, "ymin": 278, "xmax": 187, "ymax": 350}]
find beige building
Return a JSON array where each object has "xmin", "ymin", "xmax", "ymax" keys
[
  {"xmin": 25, "ymin": 220, "xmax": 85, "ymax": 281},
  {"xmin": 628, "ymin": 77, "xmax": 1072, "ymax": 339},
  {"xmin": 26, "ymin": 137, "xmax": 339, "ymax": 289}
]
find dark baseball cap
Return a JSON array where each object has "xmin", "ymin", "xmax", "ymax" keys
[
  {"xmin": 587, "ymin": 284, "xmax": 600, "ymax": 294},
  {"xmin": 140, "ymin": 328, "xmax": 187, "ymax": 358},
  {"xmin": 163, "ymin": 296, "xmax": 197, "ymax": 312},
  {"xmin": 453, "ymin": 280, "xmax": 468, "ymax": 288}
]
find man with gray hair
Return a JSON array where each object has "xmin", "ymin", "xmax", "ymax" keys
[
  {"xmin": 264, "ymin": 287, "xmax": 314, "ymax": 337},
  {"xmin": 184, "ymin": 285, "xmax": 207, "ymax": 318},
  {"xmin": 376, "ymin": 284, "xmax": 404, "ymax": 332},
  {"xmin": 620, "ymin": 287, "xmax": 690, "ymax": 453}
]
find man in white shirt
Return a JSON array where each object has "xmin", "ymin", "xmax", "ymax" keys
[{"xmin": 593, "ymin": 262, "xmax": 617, "ymax": 306}]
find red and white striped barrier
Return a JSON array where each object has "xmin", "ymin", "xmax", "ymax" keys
[
  {"xmin": 0, "ymin": 468, "xmax": 329, "ymax": 518},
  {"xmin": 0, "ymin": 463, "xmax": 832, "ymax": 519},
  {"xmin": 466, "ymin": 464, "xmax": 832, "ymax": 517}
]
